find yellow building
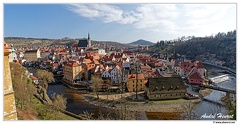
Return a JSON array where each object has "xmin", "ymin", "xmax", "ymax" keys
[
  {"xmin": 24, "ymin": 49, "xmax": 41, "ymax": 61},
  {"xmin": 126, "ymin": 74, "xmax": 146, "ymax": 92},
  {"xmin": 63, "ymin": 61, "xmax": 82, "ymax": 82},
  {"xmin": 4, "ymin": 43, "xmax": 17, "ymax": 120}
]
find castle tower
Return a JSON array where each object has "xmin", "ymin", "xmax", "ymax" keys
[
  {"xmin": 88, "ymin": 32, "xmax": 91, "ymax": 48},
  {"xmin": 4, "ymin": 42, "xmax": 18, "ymax": 120}
]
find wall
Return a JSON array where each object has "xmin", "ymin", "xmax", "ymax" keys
[{"xmin": 4, "ymin": 53, "xmax": 18, "ymax": 120}]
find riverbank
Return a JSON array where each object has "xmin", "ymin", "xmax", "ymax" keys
[
  {"xmin": 83, "ymin": 93, "xmax": 201, "ymax": 113},
  {"xmin": 199, "ymin": 88, "xmax": 212, "ymax": 97},
  {"xmin": 202, "ymin": 62, "xmax": 236, "ymax": 74}
]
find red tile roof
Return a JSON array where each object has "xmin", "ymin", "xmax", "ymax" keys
[
  {"xmin": 188, "ymin": 72, "xmax": 204, "ymax": 80},
  {"xmin": 65, "ymin": 61, "xmax": 79, "ymax": 67},
  {"xmin": 83, "ymin": 59, "xmax": 92, "ymax": 64},
  {"xmin": 128, "ymin": 74, "xmax": 145, "ymax": 80},
  {"xmin": 194, "ymin": 61, "xmax": 204, "ymax": 69},
  {"xmin": 31, "ymin": 75, "xmax": 38, "ymax": 80}
]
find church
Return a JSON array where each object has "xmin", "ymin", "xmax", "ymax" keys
[{"xmin": 78, "ymin": 33, "xmax": 91, "ymax": 49}]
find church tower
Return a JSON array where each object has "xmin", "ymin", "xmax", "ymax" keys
[{"xmin": 88, "ymin": 32, "xmax": 91, "ymax": 48}]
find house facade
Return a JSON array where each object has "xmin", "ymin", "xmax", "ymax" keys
[
  {"xmin": 63, "ymin": 61, "xmax": 82, "ymax": 82},
  {"xmin": 101, "ymin": 69, "xmax": 111, "ymax": 78},
  {"xmin": 110, "ymin": 65, "xmax": 122, "ymax": 85},
  {"xmin": 188, "ymin": 71, "xmax": 204, "ymax": 85},
  {"xmin": 126, "ymin": 74, "xmax": 146, "ymax": 92},
  {"xmin": 24, "ymin": 49, "xmax": 41, "ymax": 62}
]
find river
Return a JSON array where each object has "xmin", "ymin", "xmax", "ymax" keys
[
  {"xmin": 193, "ymin": 64, "xmax": 236, "ymax": 120},
  {"xmin": 47, "ymin": 64, "xmax": 236, "ymax": 120}
]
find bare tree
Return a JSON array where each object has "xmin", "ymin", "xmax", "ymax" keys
[
  {"xmin": 51, "ymin": 93, "xmax": 67, "ymax": 110},
  {"xmin": 80, "ymin": 104, "xmax": 138, "ymax": 120},
  {"xmin": 180, "ymin": 102, "xmax": 198, "ymax": 120},
  {"xmin": 36, "ymin": 70, "xmax": 54, "ymax": 89},
  {"xmin": 105, "ymin": 79, "xmax": 111, "ymax": 100},
  {"xmin": 79, "ymin": 111, "xmax": 94, "ymax": 120},
  {"xmin": 84, "ymin": 70, "xmax": 89, "ymax": 82},
  {"xmin": 91, "ymin": 75, "xmax": 103, "ymax": 99}
]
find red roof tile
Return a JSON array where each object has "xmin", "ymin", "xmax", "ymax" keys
[{"xmin": 188, "ymin": 72, "xmax": 204, "ymax": 80}]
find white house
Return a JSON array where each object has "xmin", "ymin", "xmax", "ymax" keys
[
  {"xmin": 98, "ymin": 49, "xmax": 106, "ymax": 56},
  {"xmin": 110, "ymin": 65, "xmax": 122, "ymax": 85},
  {"xmin": 174, "ymin": 65, "xmax": 182, "ymax": 75},
  {"xmin": 122, "ymin": 61, "xmax": 130, "ymax": 69},
  {"xmin": 101, "ymin": 69, "xmax": 111, "ymax": 78}
]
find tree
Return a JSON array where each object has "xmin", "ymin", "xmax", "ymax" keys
[
  {"xmin": 160, "ymin": 40, "xmax": 165, "ymax": 46},
  {"xmin": 36, "ymin": 70, "xmax": 54, "ymax": 103},
  {"xmin": 80, "ymin": 103, "xmax": 138, "ymax": 120},
  {"xmin": 180, "ymin": 102, "xmax": 198, "ymax": 120},
  {"xmin": 91, "ymin": 75, "xmax": 103, "ymax": 99},
  {"xmin": 36, "ymin": 70, "xmax": 54, "ymax": 89},
  {"xmin": 156, "ymin": 41, "xmax": 160, "ymax": 47},
  {"xmin": 51, "ymin": 93, "xmax": 67, "ymax": 110},
  {"xmin": 105, "ymin": 79, "xmax": 111, "ymax": 100},
  {"xmin": 10, "ymin": 62, "xmax": 35, "ymax": 109},
  {"xmin": 84, "ymin": 70, "xmax": 89, "ymax": 82}
]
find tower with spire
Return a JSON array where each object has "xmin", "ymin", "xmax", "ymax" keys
[{"xmin": 88, "ymin": 32, "xmax": 91, "ymax": 48}]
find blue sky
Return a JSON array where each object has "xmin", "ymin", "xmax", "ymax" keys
[{"xmin": 4, "ymin": 4, "xmax": 236, "ymax": 43}]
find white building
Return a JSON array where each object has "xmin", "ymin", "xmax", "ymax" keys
[
  {"xmin": 98, "ymin": 49, "xmax": 106, "ymax": 56},
  {"xmin": 101, "ymin": 70, "xmax": 111, "ymax": 78},
  {"xmin": 110, "ymin": 65, "xmax": 122, "ymax": 85}
]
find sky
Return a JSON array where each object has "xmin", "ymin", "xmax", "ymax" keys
[{"xmin": 4, "ymin": 3, "xmax": 236, "ymax": 43}]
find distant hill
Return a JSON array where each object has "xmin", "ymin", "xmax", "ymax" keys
[
  {"xmin": 4, "ymin": 37, "xmax": 130, "ymax": 48},
  {"xmin": 92, "ymin": 40, "xmax": 130, "ymax": 48},
  {"xmin": 129, "ymin": 39, "xmax": 155, "ymax": 46}
]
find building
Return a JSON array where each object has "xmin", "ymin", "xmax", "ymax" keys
[
  {"xmin": 78, "ymin": 33, "xmax": 91, "ymax": 49},
  {"xmin": 110, "ymin": 65, "xmax": 122, "ymax": 85},
  {"xmin": 4, "ymin": 43, "xmax": 18, "ymax": 120},
  {"xmin": 188, "ymin": 71, "xmax": 204, "ymax": 85},
  {"xmin": 101, "ymin": 69, "xmax": 111, "ymax": 79},
  {"xmin": 4, "ymin": 42, "xmax": 17, "ymax": 62},
  {"xmin": 24, "ymin": 49, "xmax": 41, "ymax": 62},
  {"xmin": 145, "ymin": 77, "xmax": 187, "ymax": 100},
  {"xmin": 30, "ymin": 75, "xmax": 39, "ymax": 85},
  {"xmin": 98, "ymin": 49, "xmax": 106, "ymax": 56},
  {"xmin": 126, "ymin": 74, "xmax": 146, "ymax": 92},
  {"xmin": 140, "ymin": 65, "xmax": 151, "ymax": 73},
  {"xmin": 193, "ymin": 61, "xmax": 207, "ymax": 78},
  {"xmin": 63, "ymin": 61, "xmax": 83, "ymax": 82}
]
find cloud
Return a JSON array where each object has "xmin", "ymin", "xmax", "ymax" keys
[
  {"xmin": 180, "ymin": 4, "xmax": 236, "ymax": 36},
  {"xmin": 66, "ymin": 4, "xmax": 236, "ymax": 37},
  {"xmin": 133, "ymin": 4, "xmax": 179, "ymax": 33},
  {"xmin": 66, "ymin": 4, "xmax": 136, "ymax": 24}
]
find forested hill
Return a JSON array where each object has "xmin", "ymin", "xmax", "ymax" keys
[{"xmin": 152, "ymin": 30, "xmax": 236, "ymax": 69}]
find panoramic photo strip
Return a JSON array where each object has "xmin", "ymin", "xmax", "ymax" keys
[{"xmin": 3, "ymin": 3, "xmax": 236, "ymax": 122}]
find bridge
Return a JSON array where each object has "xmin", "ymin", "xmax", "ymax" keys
[{"xmin": 199, "ymin": 85, "xmax": 236, "ymax": 100}]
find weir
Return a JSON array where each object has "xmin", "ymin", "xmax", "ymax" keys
[{"xmin": 209, "ymin": 74, "xmax": 229, "ymax": 83}]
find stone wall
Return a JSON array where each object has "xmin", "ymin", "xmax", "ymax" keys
[{"xmin": 4, "ymin": 52, "xmax": 17, "ymax": 120}]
